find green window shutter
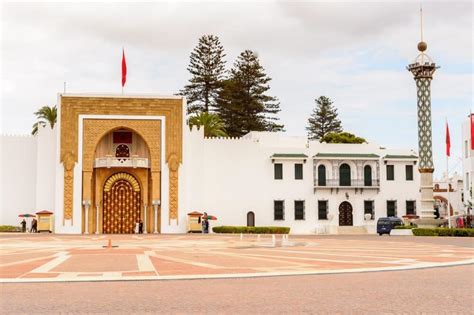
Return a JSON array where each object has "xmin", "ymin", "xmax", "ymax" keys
[
  {"xmin": 405, "ymin": 165, "xmax": 413, "ymax": 181},
  {"xmin": 295, "ymin": 163, "xmax": 303, "ymax": 180},
  {"xmin": 274, "ymin": 163, "xmax": 283, "ymax": 180},
  {"xmin": 386, "ymin": 165, "xmax": 395, "ymax": 181}
]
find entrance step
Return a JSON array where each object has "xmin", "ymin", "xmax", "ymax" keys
[{"xmin": 336, "ymin": 226, "xmax": 368, "ymax": 235}]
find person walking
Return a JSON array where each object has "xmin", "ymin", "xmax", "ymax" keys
[
  {"xmin": 20, "ymin": 219, "xmax": 26, "ymax": 233},
  {"xmin": 31, "ymin": 218, "xmax": 38, "ymax": 233}
]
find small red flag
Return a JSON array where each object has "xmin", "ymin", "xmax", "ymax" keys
[
  {"xmin": 471, "ymin": 113, "xmax": 474, "ymax": 150},
  {"xmin": 121, "ymin": 49, "xmax": 127, "ymax": 87},
  {"xmin": 445, "ymin": 121, "xmax": 451, "ymax": 157}
]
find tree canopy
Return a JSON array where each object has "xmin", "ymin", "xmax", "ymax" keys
[
  {"xmin": 320, "ymin": 132, "xmax": 367, "ymax": 144},
  {"xmin": 32, "ymin": 105, "xmax": 57, "ymax": 135},
  {"xmin": 188, "ymin": 112, "xmax": 228, "ymax": 137},
  {"xmin": 180, "ymin": 35, "xmax": 226, "ymax": 114},
  {"xmin": 215, "ymin": 50, "xmax": 284, "ymax": 137},
  {"xmin": 306, "ymin": 96, "xmax": 342, "ymax": 140}
]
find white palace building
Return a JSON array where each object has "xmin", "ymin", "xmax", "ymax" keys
[{"xmin": 1, "ymin": 94, "xmax": 422, "ymax": 234}]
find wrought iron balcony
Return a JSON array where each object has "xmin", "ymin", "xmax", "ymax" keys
[
  {"xmin": 94, "ymin": 157, "xmax": 149, "ymax": 168},
  {"xmin": 315, "ymin": 179, "xmax": 380, "ymax": 188}
]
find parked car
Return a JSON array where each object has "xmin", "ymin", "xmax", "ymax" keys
[{"xmin": 377, "ymin": 217, "xmax": 404, "ymax": 235}]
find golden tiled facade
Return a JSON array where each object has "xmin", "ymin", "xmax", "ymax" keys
[{"xmin": 60, "ymin": 95, "xmax": 183, "ymax": 230}]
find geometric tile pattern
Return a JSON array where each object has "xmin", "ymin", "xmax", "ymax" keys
[
  {"xmin": 407, "ymin": 62, "xmax": 437, "ymax": 171},
  {"xmin": 1, "ymin": 234, "xmax": 472, "ymax": 282}
]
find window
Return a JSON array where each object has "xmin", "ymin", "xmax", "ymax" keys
[
  {"xmin": 295, "ymin": 163, "xmax": 303, "ymax": 180},
  {"xmin": 247, "ymin": 212, "xmax": 255, "ymax": 227},
  {"xmin": 364, "ymin": 165, "xmax": 372, "ymax": 186},
  {"xmin": 295, "ymin": 201, "xmax": 305, "ymax": 220},
  {"xmin": 274, "ymin": 163, "xmax": 283, "ymax": 180},
  {"xmin": 386, "ymin": 165, "xmax": 395, "ymax": 181},
  {"xmin": 406, "ymin": 201, "xmax": 416, "ymax": 215},
  {"xmin": 318, "ymin": 165, "xmax": 326, "ymax": 186},
  {"xmin": 466, "ymin": 173, "xmax": 470, "ymax": 193},
  {"xmin": 274, "ymin": 200, "xmax": 284, "ymax": 220},
  {"xmin": 387, "ymin": 201, "xmax": 397, "ymax": 217},
  {"xmin": 318, "ymin": 200, "xmax": 328, "ymax": 220},
  {"xmin": 406, "ymin": 165, "xmax": 413, "ymax": 181},
  {"xmin": 339, "ymin": 163, "xmax": 351, "ymax": 186},
  {"xmin": 466, "ymin": 140, "xmax": 469, "ymax": 158},
  {"xmin": 364, "ymin": 200, "xmax": 374, "ymax": 219}
]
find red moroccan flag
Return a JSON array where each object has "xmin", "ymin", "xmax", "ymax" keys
[
  {"xmin": 445, "ymin": 121, "xmax": 451, "ymax": 157},
  {"xmin": 121, "ymin": 49, "xmax": 127, "ymax": 87},
  {"xmin": 471, "ymin": 113, "xmax": 474, "ymax": 150}
]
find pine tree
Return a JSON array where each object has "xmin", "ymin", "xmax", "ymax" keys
[
  {"xmin": 215, "ymin": 50, "xmax": 284, "ymax": 137},
  {"xmin": 306, "ymin": 96, "xmax": 343, "ymax": 140},
  {"xmin": 180, "ymin": 35, "xmax": 226, "ymax": 114}
]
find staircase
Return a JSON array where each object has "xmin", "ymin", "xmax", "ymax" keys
[{"xmin": 336, "ymin": 226, "xmax": 368, "ymax": 235}]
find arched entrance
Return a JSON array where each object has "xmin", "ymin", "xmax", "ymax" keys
[
  {"xmin": 102, "ymin": 172, "xmax": 141, "ymax": 234},
  {"xmin": 247, "ymin": 211, "xmax": 255, "ymax": 227},
  {"xmin": 339, "ymin": 202, "xmax": 353, "ymax": 226}
]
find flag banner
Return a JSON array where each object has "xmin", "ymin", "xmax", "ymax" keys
[
  {"xmin": 471, "ymin": 113, "xmax": 474, "ymax": 150},
  {"xmin": 446, "ymin": 121, "xmax": 450, "ymax": 157},
  {"xmin": 122, "ymin": 49, "xmax": 127, "ymax": 87}
]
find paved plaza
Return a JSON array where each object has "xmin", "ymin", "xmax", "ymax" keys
[{"xmin": 1, "ymin": 234, "xmax": 473, "ymax": 283}]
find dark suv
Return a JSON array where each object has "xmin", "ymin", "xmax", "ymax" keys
[{"xmin": 377, "ymin": 217, "xmax": 404, "ymax": 235}]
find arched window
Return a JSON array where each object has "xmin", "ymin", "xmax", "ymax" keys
[
  {"xmin": 339, "ymin": 163, "xmax": 351, "ymax": 186},
  {"xmin": 247, "ymin": 211, "xmax": 255, "ymax": 227},
  {"xmin": 364, "ymin": 165, "xmax": 372, "ymax": 186},
  {"xmin": 318, "ymin": 165, "xmax": 326, "ymax": 186}
]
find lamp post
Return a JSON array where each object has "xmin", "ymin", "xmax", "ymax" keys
[
  {"xmin": 95, "ymin": 200, "xmax": 101, "ymax": 234},
  {"xmin": 143, "ymin": 203, "xmax": 148, "ymax": 234},
  {"xmin": 152, "ymin": 200, "xmax": 160, "ymax": 234},
  {"xmin": 82, "ymin": 200, "xmax": 91, "ymax": 234}
]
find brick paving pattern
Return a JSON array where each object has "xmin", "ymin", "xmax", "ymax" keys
[{"xmin": 1, "ymin": 234, "xmax": 472, "ymax": 282}]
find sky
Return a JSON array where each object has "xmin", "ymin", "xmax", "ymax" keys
[{"xmin": 1, "ymin": 0, "xmax": 472, "ymax": 178}]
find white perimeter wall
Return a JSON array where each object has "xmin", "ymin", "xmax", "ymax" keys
[{"xmin": 0, "ymin": 134, "xmax": 37, "ymax": 225}]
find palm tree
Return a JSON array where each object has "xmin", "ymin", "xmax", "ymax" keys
[
  {"xmin": 188, "ymin": 112, "xmax": 227, "ymax": 137},
  {"xmin": 32, "ymin": 105, "xmax": 57, "ymax": 135}
]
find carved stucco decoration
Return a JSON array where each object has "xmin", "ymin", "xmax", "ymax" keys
[
  {"xmin": 60, "ymin": 96, "xmax": 183, "ymax": 222},
  {"xmin": 167, "ymin": 153, "xmax": 180, "ymax": 222}
]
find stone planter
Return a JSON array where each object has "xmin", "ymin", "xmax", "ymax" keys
[{"xmin": 390, "ymin": 229, "xmax": 413, "ymax": 236}]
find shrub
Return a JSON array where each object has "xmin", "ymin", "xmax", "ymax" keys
[
  {"xmin": 212, "ymin": 226, "xmax": 290, "ymax": 234},
  {"xmin": 0, "ymin": 225, "xmax": 21, "ymax": 232},
  {"xmin": 412, "ymin": 228, "xmax": 474, "ymax": 237}
]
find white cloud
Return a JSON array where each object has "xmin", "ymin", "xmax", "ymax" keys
[{"xmin": 1, "ymin": 1, "xmax": 472, "ymax": 176}]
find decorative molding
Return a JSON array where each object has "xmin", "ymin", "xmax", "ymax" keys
[
  {"xmin": 104, "ymin": 172, "xmax": 141, "ymax": 192},
  {"xmin": 60, "ymin": 96, "xmax": 183, "ymax": 225}
]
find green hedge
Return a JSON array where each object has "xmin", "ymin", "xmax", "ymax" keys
[
  {"xmin": 412, "ymin": 228, "xmax": 474, "ymax": 237},
  {"xmin": 394, "ymin": 225, "xmax": 416, "ymax": 229},
  {"xmin": 0, "ymin": 225, "xmax": 21, "ymax": 232},
  {"xmin": 212, "ymin": 226, "xmax": 290, "ymax": 234}
]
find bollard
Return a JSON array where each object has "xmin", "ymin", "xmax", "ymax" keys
[
  {"xmin": 257, "ymin": 234, "xmax": 261, "ymax": 242},
  {"xmin": 272, "ymin": 234, "xmax": 276, "ymax": 245},
  {"xmin": 240, "ymin": 233, "xmax": 243, "ymax": 241}
]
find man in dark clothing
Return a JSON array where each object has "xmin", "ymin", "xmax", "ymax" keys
[
  {"xmin": 20, "ymin": 219, "xmax": 26, "ymax": 233},
  {"xmin": 139, "ymin": 219, "xmax": 143, "ymax": 234},
  {"xmin": 31, "ymin": 219, "xmax": 38, "ymax": 233}
]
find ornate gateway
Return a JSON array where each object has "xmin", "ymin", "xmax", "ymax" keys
[{"xmin": 102, "ymin": 173, "xmax": 141, "ymax": 234}]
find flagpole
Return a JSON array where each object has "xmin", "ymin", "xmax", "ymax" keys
[{"xmin": 446, "ymin": 118, "xmax": 451, "ymax": 228}]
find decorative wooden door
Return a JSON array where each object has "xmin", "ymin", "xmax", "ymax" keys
[
  {"xmin": 339, "ymin": 202, "xmax": 353, "ymax": 226},
  {"xmin": 103, "ymin": 173, "xmax": 141, "ymax": 234}
]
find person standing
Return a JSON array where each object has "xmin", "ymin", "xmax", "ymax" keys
[
  {"xmin": 134, "ymin": 219, "xmax": 140, "ymax": 234},
  {"xmin": 139, "ymin": 219, "xmax": 143, "ymax": 234},
  {"xmin": 20, "ymin": 219, "xmax": 26, "ymax": 233},
  {"xmin": 31, "ymin": 218, "xmax": 37, "ymax": 233},
  {"xmin": 202, "ymin": 212, "xmax": 209, "ymax": 234}
]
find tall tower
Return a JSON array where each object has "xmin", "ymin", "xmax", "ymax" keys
[{"xmin": 407, "ymin": 7, "xmax": 438, "ymax": 219}]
